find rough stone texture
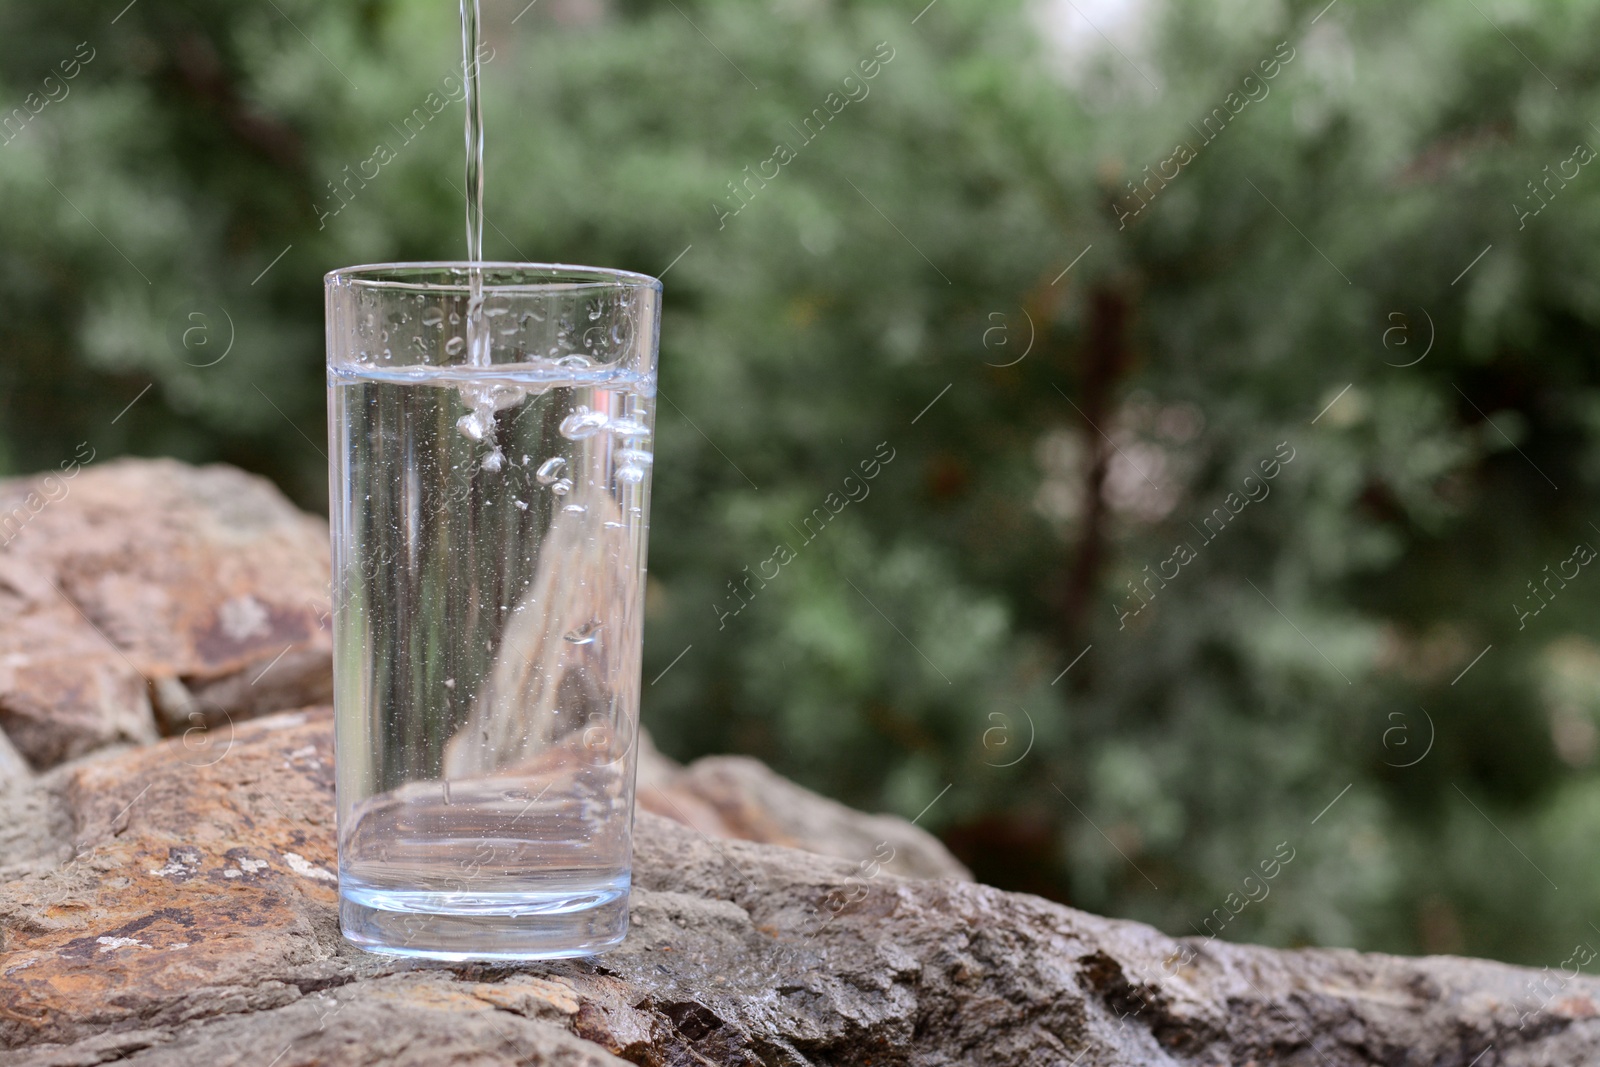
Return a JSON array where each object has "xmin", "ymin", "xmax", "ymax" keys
[
  {"xmin": 0, "ymin": 459, "xmax": 333, "ymax": 770},
  {"xmin": 636, "ymin": 733, "xmax": 971, "ymax": 882},
  {"xmin": 3, "ymin": 709, "xmax": 1599, "ymax": 1067},
  {"xmin": 0, "ymin": 728, "xmax": 29, "ymax": 788}
]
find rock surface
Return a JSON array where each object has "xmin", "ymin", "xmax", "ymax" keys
[
  {"xmin": 3, "ymin": 709, "xmax": 1600, "ymax": 1066},
  {"xmin": 0, "ymin": 459, "xmax": 332, "ymax": 769},
  {"xmin": 635, "ymin": 734, "xmax": 970, "ymax": 882}
]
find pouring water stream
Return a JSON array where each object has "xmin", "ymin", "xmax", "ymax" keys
[{"xmin": 457, "ymin": 0, "xmax": 507, "ymax": 468}]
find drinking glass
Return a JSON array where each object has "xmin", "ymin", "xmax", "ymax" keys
[{"xmin": 325, "ymin": 262, "xmax": 661, "ymax": 959}]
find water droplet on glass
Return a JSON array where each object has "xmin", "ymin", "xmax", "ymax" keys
[
  {"xmin": 563, "ymin": 503, "xmax": 586, "ymax": 514},
  {"xmin": 422, "ymin": 308, "xmax": 444, "ymax": 327},
  {"xmin": 556, "ymin": 354, "xmax": 592, "ymax": 370},
  {"xmin": 445, "ymin": 336, "xmax": 466, "ymax": 356},
  {"xmin": 411, "ymin": 336, "xmax": 427, "ymax": 353},
  {"xmin": 559, "ymin": 407, "xmax": 608, "ymax": 440},
  {"xmin": 551, "ymin": 478, "xmax": 573, "ymax": 496},
  {"xmin": 536, "ymin": 457, "xmax": 567, "ymax": 484},
  {"xmin": 564, "ymin": 620, "xmax": 603, "ymax": 645},
  {"xmin": 588, "ymin": 305, "xmax": 601, "ymax": 321},
  {"xmin": 450, "ymin": 311, "xmax": 461, "ymax": 325},
  {"xmin": 483, "ymin": 298, "xmax": 511, "ymax": 318}
]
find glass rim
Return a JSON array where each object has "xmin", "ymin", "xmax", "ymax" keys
[{"xmin": 325, "ymin": 261, "xmax": 662, "ymax": 293}]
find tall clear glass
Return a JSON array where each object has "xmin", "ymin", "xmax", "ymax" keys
[{"xmin": 325, "ymin": 263, "xmax": 661, "ymax": 960}]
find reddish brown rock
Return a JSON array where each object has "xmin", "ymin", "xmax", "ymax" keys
[
  {"xmin": 0, "ymin": 458, "xmax": 332, "ymax": 769},
  {"xmin": 3, "ymin": 709, "xmax": 1600, "ymax": 1067}
]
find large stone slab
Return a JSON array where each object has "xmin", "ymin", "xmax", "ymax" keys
[
  {"xmin": 0, "ymin": 458, "xmax": 332, "ymax": 769},
  {"xmin": 2, "ymin": 708, "xmax": 1597, "ymax": 1066}
]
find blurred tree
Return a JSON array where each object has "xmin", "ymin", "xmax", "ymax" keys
[{"xmin": 3, "ymin": 0, "xmax": 1600, "ymax": 966}]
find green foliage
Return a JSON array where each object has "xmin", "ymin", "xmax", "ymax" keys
[{"xmin": 4, "ymin": 0, "xmax": 1600, "ymax": 965}]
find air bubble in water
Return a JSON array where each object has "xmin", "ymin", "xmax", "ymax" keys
[
  {"xmin": 481, "ymin": 448, "xmax": 504, "ymax": 472},
  {"xmin": 559, "ymin": 407, "xmax": 608, "ymax": 440},
  {"xmin": 536, "ymin": 457, "xmax": 567, "ymax": 484},
  {"xmin": 555, "ymin": 355, "xmax": 591, "ymax": 370},
  {"xmin": 564, "ymin": 620, "xmax": 603, "ymax": 644},
  {"xmin": 445, "ymin": 336, "xmax": 466, "ymax": 356},
  {"xmin": 617, "ymin": 449, "xmax": 653, "ymax": 485},
  {"xmin": 562, "ymin": 503, "xmax": 586, "ymax": 514},
  {"xmin": 456, "ymin": 412, "xmax": 487, "ymax": 441},
  {"xmin": 550, "ymin": 478, "xmax": 573, "ymax": 496},
  {"xmin": 608, "ymin": 417, "xmax": 650, "ymax": 439}
]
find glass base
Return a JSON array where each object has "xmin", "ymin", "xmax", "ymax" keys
[{"xmin": 338, "ymin": 881, "xmax": 630, "ymax": 960}]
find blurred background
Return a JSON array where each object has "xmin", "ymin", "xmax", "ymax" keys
[{"xmin": 3, "ymin": 0, "xmax": 1599, "ymax": 967}]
